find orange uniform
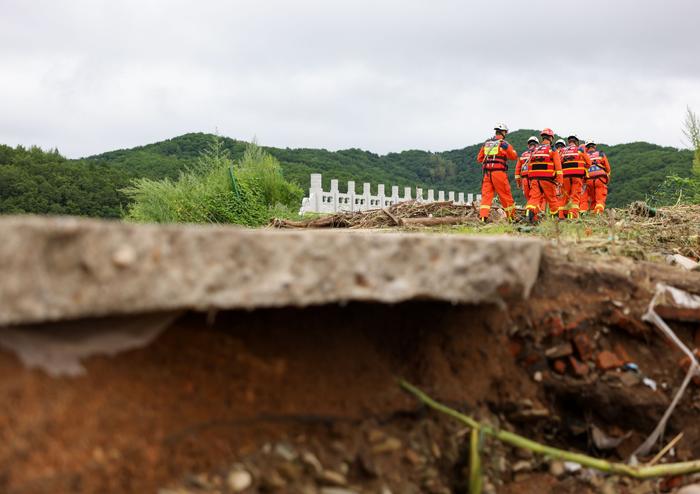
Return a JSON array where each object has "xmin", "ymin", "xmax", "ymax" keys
[
  {"xmin": 477, "ymin": 136, "xmax": 518, "ymax": 220},
  {"xmin": 584, "ymin": 149, "xmax": 611, "ymax": 214},
  {"xmin": 515, "ymin": 145, "xmax": 544, "ymax": 214},
  {"xmin": 558, "ymin": 144, "xmax": 592, "ymax": 219},
  {"xmin": 525, "ymin": 143, "xmax": 563, "ymax": 218}
]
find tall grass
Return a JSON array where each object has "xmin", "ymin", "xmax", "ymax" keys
[
  {"xmin": 123, "ymin": 137, "xmax": 300, "ymax": 225},
  {"xmin": 236, "ymin": 141, "xmax": 303, "ymax": 208}
]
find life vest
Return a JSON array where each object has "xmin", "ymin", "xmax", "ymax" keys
[
  {"xmin": 519, "ymin": 148, "xmax": 535, "ymax": 176},
  {"xmin": 561, "ymin": 144, "xmax": 586, "ymax": 177},
  {"xmin": 481, "ymin": 137, "xmax": 509, "ymax": 171},
  {"xmin": 527, "ymin": 144, "xmax": 556, "ymax": 179},
  {"xmin": 587, "ymin": 150, "xmax": 608, "ymax": 179}
]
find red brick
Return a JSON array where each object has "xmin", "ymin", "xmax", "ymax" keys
[
  {"xmin": 572, "ymin": 333, "xmax": 593, "ymax": 361},
  {"xmin": 614, "ymin": 343, "xmax": 632, "ymax": 364},
  {"xmin": 660, "ymin": 476, "xmax": 683, "ymax": 492},
  {"xmin": 656, "ymin": 305, "xmax": 700, "ymax": 323},
  {"xmin": 545, "ymin": 315, "xmax": 565, "ymax": 337},
  {"xmin": 569, "ymin": 356, "xmax": 589, "ymax": 377},
  {"xmin": 553, "ymin": 359, "xmax": 567, "ymax": 375},
  {"xmin": 596, "ymin": 350, "xmax": 624, "ymax": 370},
  {"xmin": 608, "ymin": 309, "xmax": 648, "ymax": 335}
]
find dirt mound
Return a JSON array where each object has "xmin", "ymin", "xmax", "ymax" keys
[{"xmin": 1, "ymin": 247, "xmax": 700, "ymax": 493}]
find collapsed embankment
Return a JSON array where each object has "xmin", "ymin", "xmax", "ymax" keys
[{"xmin": 0, "ymin": 216, "xmax": 699, "ymax": 494}]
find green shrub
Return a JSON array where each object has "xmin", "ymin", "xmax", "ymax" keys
[
  {"xmin": 236, "ymin": 141, "xmax": 303, "ymax": 209},
  {"xmin": 123, "ymin": 137, "xmax": 270, "ymax": 225}
]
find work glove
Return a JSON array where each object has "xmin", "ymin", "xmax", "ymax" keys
[{"xmin": 500, "ymin": 141, "xmax": 509, "ymax": 150}]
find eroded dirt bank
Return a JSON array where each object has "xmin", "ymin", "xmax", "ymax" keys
[{"xmin": 1, "ymin": 248, "xmax": 700, "ymax": 494}]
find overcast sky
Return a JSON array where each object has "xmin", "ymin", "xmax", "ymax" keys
[{"xmin": 2, "ymin": 0, "xmax": 699, "ymax": 158}]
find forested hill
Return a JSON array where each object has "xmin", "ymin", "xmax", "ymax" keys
[{"xmin": 0, "ymin": 131, "xmax": 694, "ymax": 217}]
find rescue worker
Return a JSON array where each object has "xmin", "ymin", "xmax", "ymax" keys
[
  {"xmin": 476, "ymin": 123, "xmax": 518, "ymax": 222},
  {"xmin": 558, "ymin": 134, "xmax": 592, "ymax": 219},
  {"xmin": 554, "ymin": 139, "xmax": 566, "ymax": 152},
  {"xmin": 525, "ymin": 128, "xmax": 563, "ymax": 222},
  {"xmin": 584, "ymin": 139, "xmax": 612, "ymax": 215},
  {"xmin": 515, "ymin": 136, "xmax": 545, "ymax": 218}
]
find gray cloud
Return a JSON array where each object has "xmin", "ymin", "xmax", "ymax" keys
[{"xmin": 1, "ymin": 0, "xmax": 699, "ymax": 157}]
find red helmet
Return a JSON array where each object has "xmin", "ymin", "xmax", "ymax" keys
[{"xmin": 541, "ymin": 128, "xmax": 554, "ymax": 137}]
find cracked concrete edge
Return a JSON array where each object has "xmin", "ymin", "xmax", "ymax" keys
[{"xmin": 0, "ymin": 216, "xmax": 543, "ymax": 326}]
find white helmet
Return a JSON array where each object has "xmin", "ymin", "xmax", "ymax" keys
[
  {"xmin": 585, "ymin": 139, "xmax": 597, "ymax": 147},
  {"xmin": 555, "ymin": 139, "xmax": 566, "ymax": 147},
  {"xmin": 527, "ymin": 136, "xmax": 539, "ymax": 145},
  {"xmin": 493, "ymin": 122, "xmax": 509, "ymax": 133},
  {"xmin": 567, "ymin": 134, "xmax": 580, "ymax": 143}
]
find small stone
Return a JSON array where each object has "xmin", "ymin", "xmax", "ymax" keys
[
  {"xmin": 512, "ymin": 460, "xmax": 532, "ymax": 473},
  {"xmin": 545, "ymin": 343, "xmax": 574, "ymax": 359},
  {"xmin": 274, "ymin": 442, "xmax": 297, "ymax": 461},
  {"xmin": 549, "ymin": 460, "xmax": 565, "ymax": 478},
  {"xmin": 601, "ymin": 480, "xmax": 618, "ymax": 494},
  {"xmin": 533, "ymin": 371, "xmax": 543, "ymax": 382},
  {"xmin": 404, "ymin": 449, "xmax": 425, "ymax": 467},
  {"xmin": 301, "ymin": 451, "xmax": 323, "ymax": 474},
  {"xmin": 318, "ymin": 470, "xmax": 347, "ymax": 487},
  {"xmin": 372, "ymin": 437, "xmax": 402, "ymax": 454},
  {"xmin": 515, "ymin": 448, "xmax": 534, "ymax": 460},
  {"xmin": 277, "ymin": 462, "xmax": 303, "ymax": 481},
  {"xmin": 320, "ymin": 489, "xmax": 359, "ymax": 494},
  {"xmin": 261, "ymin": 470, "xmax": 286, "ymax": 489},
  {"xmin": 227, "ymin": 468, "xmax": 253, "ymax": 492},
  {"xmin": 112, "ymin": 245, "xmax": 136, "ymax": 268}
]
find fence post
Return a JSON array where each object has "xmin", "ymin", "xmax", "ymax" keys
[
  {"xmin": 403, "ymin": 187, "xmax": 412, "ymax": 201},
  {"xmin": 362, "ymin": 183, "xmax": 371, "ymax": 211},
  {"xmin": 391, "ymin": 186, "xmax": 399, "ymax": 207},
  {"xmin": 348, "ymin": 181, "xmax": 356, "ymax": 212},
  {"xmin": 378, "ymin": 184, "xmax": 385, "ymax": 208},
  {"xmin": 458, "ymin": 192, "xmax": 465, "ymax": 204},
  {"xmin": 448, "ymin": 191, "xmax": 455, "ymax": 203},
  {"xmin": 330, "ymin": 179, "xmax": 339, "ymax": 212},
  {"xmin": 310, "ymin": 173, "xmax": 323, "ymax": 212},
  {"xmin": 427, "ymin": 189, "xmax": 435, "ymax": 202}
]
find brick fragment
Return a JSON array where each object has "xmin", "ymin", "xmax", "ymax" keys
[
  {"xmin": 596, "ymin": 350, "xmax": 624, "ymax": 370},
  {"xmin": 569, "ymin": 356, "xmax": 589, "ymax": 377},
  {"xmin": 553, "ymin": 359, "xmax": 567, "ymax": 375}
]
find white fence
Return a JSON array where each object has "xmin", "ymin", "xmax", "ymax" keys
[{"xmin": 300, "ymin": 173, "xmax": 481, "ymax": 215}]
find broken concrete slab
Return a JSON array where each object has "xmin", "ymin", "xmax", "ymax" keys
[{"xmin": 0, "ymin": 216, "xmax": 543, "ymax": 326}]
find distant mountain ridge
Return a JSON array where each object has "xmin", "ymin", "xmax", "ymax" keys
[{"xmin": 0, "ymin": 131, "xmax": 694, "ymax": 217}]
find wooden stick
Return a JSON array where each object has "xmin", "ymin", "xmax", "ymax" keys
[
  {"xmin": 648, "ymin": 432, "xmax": 684, "ymax": 466},
  {"xmin": 469, "ymin": 428, "xmax": 482, "ymax": 494},
  {"xmin": 399, "ymin": 380, "xmax": 700, "ymax": 479},
  {"xmin": 401, "ymin": 216, "xmax": 471, "ymax": 226}
]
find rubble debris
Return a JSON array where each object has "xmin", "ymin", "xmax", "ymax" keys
[
  {"xmin": 545, "ymin": 343, "xmax": 574, "ymax": 359},
  {"xmin": 596, "ymin": 350, "xmax": 624, "ymax": 370},
  {"xmin": 667, "ymin": 254, "xmax": 700, "ymax": 271}
]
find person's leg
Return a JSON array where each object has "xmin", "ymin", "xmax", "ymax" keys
[
  {"xmin": 480, "ymin": 173, "xmax": 495, "ymax": 220},
  {"xmin": 559, "ymin": 178, "xmax": 572, "ymax": 219},
  {"xmin": 543, "ymin": 181, "xmax": 562, "ymax": 219},
  {"xmin": 568, "ymin": 177, "xmax": 583, "ymax": 219},
  {"xmin": 493, "ymin": 171, "xmax": 515, "ymax": 220},
  {"xmin": 526, "ymin": 180, "xmax": 545, "ymax": 221},
  {"xmin": 594, "ymin": 180, "xmax": 608, "ymax": 215},
  {"xmin": 579, "ymin": 181, "xmax": 590, "ymax": 214}
]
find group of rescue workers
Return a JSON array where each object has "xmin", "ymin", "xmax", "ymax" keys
[{"xmin": 477, "ymin": 124, "xmax": 611, "ymax": 222}]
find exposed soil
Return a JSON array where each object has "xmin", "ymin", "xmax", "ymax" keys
[{"xmin": 1, "ymin": 248, "xmax": 700, "ymax": 494}]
